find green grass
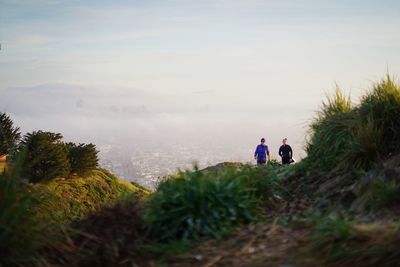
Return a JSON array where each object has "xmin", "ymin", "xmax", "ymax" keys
[
  {"xmin": 144, "ymin": 164, "xmax": 284, "ymax": 242},
  {"xmin": 29, "ymin": 169, "xmax": 149, "ymax": 224},
  {"xmin": 0, "ymin": 157, "xmax": 43, "ymax": 266},
  {"xmin": 42, "ymin": 199, "xmax": 146, "ymax": 267},
  {"xmin": 304, "ymin": 76, "xmax": 400, "ymax": 173},
  {"xmin": 308, "ymin": 214, "xmax": 400, "ymax": 267},
  {"xmin": 352, "ymin": 177, "xmax": 400, "ymax": 212}
]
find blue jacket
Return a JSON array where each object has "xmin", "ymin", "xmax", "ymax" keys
[{"xmin": 254, "ymin": 144, "xmax": 269, "ymax": 161}]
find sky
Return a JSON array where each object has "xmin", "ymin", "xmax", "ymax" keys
[{"xmin": 1, "ymin": 0, "xmax": 400, "ymax": 169}]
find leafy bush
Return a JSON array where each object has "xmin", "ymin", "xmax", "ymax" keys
[
  {"xmin": 20, "ymin": 131, "xmax": 70, "ymax": 182},
  {"xmin": 145, "ymin": 165, "xmax": 283, "ymax": 241},
  {"xmin": 66, "ymin": 142, "xmax": 99, "ymax": 176}
]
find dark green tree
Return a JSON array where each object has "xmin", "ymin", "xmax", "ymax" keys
[
  {"xmin": 0, "ymin": 112, "xmax": 21, "ymax": 156},
  {"xmin": 66, "ymin": 142, "xmax": 99, "ymax": 176},
  {"xmin": 20, "ymin": 131, "xmax": 70, "ymax": 183}
]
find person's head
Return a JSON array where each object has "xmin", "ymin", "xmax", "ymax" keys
[
  {"xmin": 282, "ymin": 138, "xmax": 288, "ymax": 145},
  {"xmin": 261, "ymin": 138, "xmax": 265, "ymax": 144}
]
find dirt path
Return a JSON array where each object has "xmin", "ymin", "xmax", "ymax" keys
[{"xmin": 160, "ymin": 221, "xmax": 313, "ymax": 267}]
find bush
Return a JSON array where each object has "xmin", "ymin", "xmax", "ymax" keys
[
  {"xmin": 145, "ymin": 165, "xmax": 283, "ymax": 242},
  {"xmin": 0, "ymin": 112, "xmax": 21, "ymax": 157},
  {"xmin": 20, "ymin": 131, "xmax": 70, "ymax": 183},
  {"xmin": 66, "ymin": 142, "xmax": 99, "ymax": 176}
]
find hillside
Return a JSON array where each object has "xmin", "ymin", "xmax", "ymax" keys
[
  {"xmin": 28, "ymin": 168, "xmax": 149, "ymax": 224},
  {"xmin": 2, "ymin": 76, "xmax": 400, "ymax": 267}
]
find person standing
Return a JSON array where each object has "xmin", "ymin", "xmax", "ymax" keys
[
  {"xmin": 254, "ymin": 138, "xmax": 270, "ymax": 165},
  {"xmin": 279, "ymin": 138, "xmax": 293, "ymax": 165}
]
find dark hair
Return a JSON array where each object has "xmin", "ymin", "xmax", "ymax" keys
[{"xmin": 261, "ymin": 138, "xmax": 265, "ymax": 142}]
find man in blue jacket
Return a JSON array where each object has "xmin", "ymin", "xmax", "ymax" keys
[{"xmin": 254, "ymin": 138, "xmax": 270, "ymax": 165}]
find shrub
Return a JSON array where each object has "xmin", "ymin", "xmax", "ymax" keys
[
  {"xmin": 145, "ymin": 168, "xmax": 255, "ymax": 241},
  {"xmin": 0, "ymin": 112, "xmax": 21, "ymax": 157},
  {"xmin": 145, "ymin": 165, "xmax": 283, "ymax": 242},
  {"xmin": 66, "ymin": 142, "xmax": 99, "ymax": 176},
  {"xmin": 20, "ymin": 131, "xmax": 70, "ymax": 182}
]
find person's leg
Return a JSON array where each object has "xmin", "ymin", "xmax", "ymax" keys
[
  {"xmin": 282, "ymin": 157, "xmax": 290, "ymax": 164},
  {"xmin": 257, "ymin": 160, "xmax": 266, "ymax": 165}
]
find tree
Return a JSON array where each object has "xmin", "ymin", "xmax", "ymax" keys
[
  {"xmin": 20, "ymin": 131, "xmax": 70, "ymax": 183},
  {"xmin": 66, "ymin": 142, "xmax": 99, "ymax": 177},
  {"xmin": 0, "ymin": 112, "xmax": 21, "ymax": 156}
]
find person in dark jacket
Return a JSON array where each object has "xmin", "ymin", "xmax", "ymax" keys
[
  {"xmin": 279, "ymin": 138, "xmax": 293, "ymax": 165},
  {"xmin": 254, "ymin": 138, "xmax": 270, "ymax": 165}
]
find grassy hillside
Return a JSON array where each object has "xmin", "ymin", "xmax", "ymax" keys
[
  {"xmin": 28, "ymin": 168, "xmax": 149, "ymax": 224},
  {"xmin": 2, "ymin": 75, "xmax": 400, "ymax": 267}
]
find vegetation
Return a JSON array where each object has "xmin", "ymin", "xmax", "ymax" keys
[
  {"xmin": 2, "ymin": 75, "xmax": 400, "ymax": 266},
  {"xmin": 145, "ymin": 165, "xmax": 284, "ymax": 241},
  {"xmin": 20, "ymin": 131, "xmax": 70, "ymax": 183},
  {"xmin": 42, "ymin": 199, "xmax": 147, "ymax": 267},
  {"xmin": 29, "ymin": 169, "xmax": 149, "ymax": 224},
  {"xmin": 305, "ymin": 76, "xmax": 400, "ymax": 172},
  {"xmin": 0, "ymin": 155, "xmax": 42, "ymax": 266},
  {"xmin": 0, "ymin": 112, "xmax": 21, "ymax": 157},
  {"xmin": 66, "ymin": 142, "xmax": 99, "ymax": 177},
  {"xmin": 308, "ymin": 214, "xmax": 400, "ymax": 267}
]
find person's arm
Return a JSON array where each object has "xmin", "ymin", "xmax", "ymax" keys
[
  {"xmin": 254, "ymin": 146, "xmax": 258, "ymax": 159},
  {"xmin": 267, "ymin": 146, "xmax": 271, "ymax": 161},
  {"xmin": 279, "ymin": 146, "xmax": 282, "ymax": 157},
  {"xmin": 289, "ymin": 146, "xmax": 293, "ymax": 158}
]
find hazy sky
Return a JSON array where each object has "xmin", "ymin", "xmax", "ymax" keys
[{"xmin": 1, "ymin": 0, "xmax": 400, "ymax": 163}]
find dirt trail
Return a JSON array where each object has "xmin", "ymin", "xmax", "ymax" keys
[{"xmin": 162, "ymin": 221, "xmax": 313, "ymax": 267}]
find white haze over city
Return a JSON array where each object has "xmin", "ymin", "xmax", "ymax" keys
[{"xmin": 1, "ymin": 0, "xmax": 400, "ymax": 188}]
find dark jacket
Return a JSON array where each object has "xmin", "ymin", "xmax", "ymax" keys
[{"xmin": 279, "ymin": 144, "xmax": 292, "ymax": 158}]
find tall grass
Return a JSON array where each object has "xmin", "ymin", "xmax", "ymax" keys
[
  {"xmin": 0, "ymin": 154, "xmax": 43, "ymax": 266},
  {"xmin": 358, "ymin": 76, "xmax": 400, "ymax": 155},
  {"xmin": 305, "ymin": 89, "xmax": 354, "ymax": 171},
  {"xmin": 305, "ymin": 76, "xmax": 400, "ymax": 172},
  {"xmin": 309, "ymin": 214, "xmax": 400, "ymax": 266},
  {"xmin": 145, "ymin": 165, "xmax": 284, "ymax": 242},
  {"xmin": 41, "ymin": 199, "xmax": 146, "ymax": 267}
]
